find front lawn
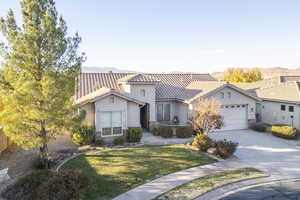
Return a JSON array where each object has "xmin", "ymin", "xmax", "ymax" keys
[
  {"xmin": 154, "ymin": 168, "xmax": 268, "ymax": 200},
  {"xmin": 61, "ymin": 144, "xmax": 215, "ymax": 200}
]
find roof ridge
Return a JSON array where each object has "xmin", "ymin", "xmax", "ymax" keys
[{"xmin": 80, "ymin": 72, "xmax": 212, "ymax": 75}]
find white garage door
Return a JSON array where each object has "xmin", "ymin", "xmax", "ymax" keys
[{"xmin": 217, "ymin": 105, "xmax": 248, "ymax": 131}]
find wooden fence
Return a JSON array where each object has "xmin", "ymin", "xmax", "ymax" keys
[{"xmin": 0, "ymin": 129, "xmax": 10, "ymax": 154}]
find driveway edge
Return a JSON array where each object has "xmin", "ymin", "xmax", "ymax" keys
[{"xmin": 195, "ymin": 176, "xmax": 300, "ymax": 200}]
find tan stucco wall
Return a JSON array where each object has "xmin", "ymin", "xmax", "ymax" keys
[
  {"xmin": 260, "ymin": 101, "xmax": 300, "ymax": 129},
  {"xmin": 81, "ymin": 103, "xmax": 95, "ymax": 125},
  {"xmin": 208, "ymin": 87, "xmax": 257, "ymax": 120},
  {"xmin": 189, "ymin": 86, "xmax": 257, "ymax": 121},
  {"xmin": 124, "ymin": 84, "xmax": 156, "ymax": 122},
  {"xmin": 127, "ymin": 101, "xmax": 141, "ymax": 127},
  {"xmin": 95, "ymin": 95, "xmax": 128, "ymax": 133}
]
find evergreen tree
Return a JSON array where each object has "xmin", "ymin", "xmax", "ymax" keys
[{"xmin": 0, "ymin": 0, "xmax": 85, "ymax": 168}]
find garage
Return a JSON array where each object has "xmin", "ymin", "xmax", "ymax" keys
[{"xmin": 217, "ymin": 104, "xmax": 248, "ymax": 131}]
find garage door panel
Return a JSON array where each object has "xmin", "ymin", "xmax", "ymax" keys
[{"xmin": 216, "ymin": 105, "xmax": 248, "ymax": 131}]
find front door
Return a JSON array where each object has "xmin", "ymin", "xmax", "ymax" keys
[{"xmin": 140, "ymin": 103, "xmax": 149, "ymax": 130}]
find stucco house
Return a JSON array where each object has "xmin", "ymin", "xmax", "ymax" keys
[
  {"xmin": 75, "ymin": 72, "xmax": 260, "ymax": 141},
  {"xmin": 235, "ymin": 75, "xmax": 300, "ymax": 130}
]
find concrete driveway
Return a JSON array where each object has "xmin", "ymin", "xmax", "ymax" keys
[{"xmin": 210, "ymin": 130, "xmax": 300, "ymax": 178}]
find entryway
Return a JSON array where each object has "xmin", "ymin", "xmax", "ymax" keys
[{"xmin": 140, "ymin": 103, "xmax": 149, "ymax": 131}]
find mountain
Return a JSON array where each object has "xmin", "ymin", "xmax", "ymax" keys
[
  {"xmin": 212, "ymin": 67, "xmax": 300, "ymax": 80},
  {"xmin": 82, "ymin": 66, "xmax": 137, "ymax": 73}
]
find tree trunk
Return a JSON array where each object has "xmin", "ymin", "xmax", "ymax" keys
[{"xmin": 39, "ymin": 125, "xmax": 49, "ymax": 169}]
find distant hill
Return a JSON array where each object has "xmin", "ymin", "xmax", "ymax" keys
[
  {"xmin": 212, "ymin": 67, "xmax": 300, "ymax": 80},
  {"xmin": 82, "ymin": 66, "xmax": 137, "ymax": 73}
]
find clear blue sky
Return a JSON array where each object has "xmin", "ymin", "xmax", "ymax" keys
[{"xmin": 1, "ymin": 0, "xmax": 300, "ymax": 73}]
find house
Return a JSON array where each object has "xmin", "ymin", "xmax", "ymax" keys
[
  {"xmin": 235, "ymin": 75, "xmax": 300, "ymax": 130},
  {"xmin": 75, "ymin": 72, "xmax": 260, "ymax": 141}
]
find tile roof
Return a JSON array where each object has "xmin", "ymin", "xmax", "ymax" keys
[
  {"xmin": 256, "ymin": 81, "xmax": 300, "ymax": 102},
  {"xmin": 75, "ymin": 87, "xmax": 145, "ymax": 105},
  {"xmin": 117, "ymin": 74, "xmax": 160, "ymax": 84},
  {"xmin": 76, "ymin": 72, "xmax": 216, "ymax": 101}
]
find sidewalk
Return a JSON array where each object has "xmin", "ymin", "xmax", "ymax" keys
[{"xmin": 112, "ymin": 160, "xmax": 245, "ymax": 200}]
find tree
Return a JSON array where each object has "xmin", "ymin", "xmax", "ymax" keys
[
  {"xmin": 224, "ymin": 68, "xmax": 262, "ymax": 83},
  {"xmin": 191, "ymin": 98, "xmax": 224, "ymax": 134},
  {"xmin": 0, "ymin": 0, "xmax": 85, "ymax": 168}
]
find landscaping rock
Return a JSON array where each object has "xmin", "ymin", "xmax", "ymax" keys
[
  {"xmin": 207, "ymin": 147, "xmax": 217, "ymax": 155},
  {"xmin": 0, "ymin": 168, "xmax": 10, "ymax": 183}
]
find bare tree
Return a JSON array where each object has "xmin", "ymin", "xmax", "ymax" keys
[{"xmin": 191, "ymin": 98, "xmax": 224, "ymax": 134}]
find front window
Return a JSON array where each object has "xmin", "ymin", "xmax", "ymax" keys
[
  {"xmin": 281, "ymin": 105, "xmax": 286, "ymax": 111},
  {"xmin": 141, "ymin": 89, "xmax": 146, "ymax": 97},
  {"xmin": 227, "ymin": 92, "xmax": 231, "ymax": 98},
  {"xmin": 220, "ymin": 92, "xmax": 224, "ymax": 99},
  {"xmin": 157, "ymin": 103, "xmax": 171, "ymax": 122},
  {"xmin": 289, "ymin": 106, "xmax": 294, "ymax": 112},
  {"xmin": 101, "ymin": 111, "xmax": 122, "ymax": 136}
]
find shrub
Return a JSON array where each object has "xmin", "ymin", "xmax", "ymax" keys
[
  {"xmin": 271, "ymin": 125, "xmax": 299, "ymax": 139},
  {"xmin": 251, "ymin": 124, "xmax": 267, "ymax": 132},
  {"xmin": 71, "ymin": 125, "xmax": 95, "ymax": 145},
  {"xmin": 127, "ymin": 127, "xmax": 143, "ymax": 143},
  {"xmin": 113, "ymin": 137, "xmax": 125, "ymax": 145},
  {"xmin": 95, "ymin": 139, "xmax": 105, "ymax": 147},
  {"xmin": 176, "ymin": 126, "xmax": 193, "ymax": 138},
  {"xmin": 36, "ymin": 170, "xmax": 89, "ymax": 200},
  {"xmin": 151, "ymin": 127, "xmax": 160, "ymax": 136},
  {"xmin": 215, "ymin": 139, "xmax": 238, "ymax": 159},
  {"xmin": 160, "ymin": 127, "xmax": 173, "ymax": 138},
  {"xmin": 32, "ymin": 157, "xmax": 50, "ymax": 169},
  {"xmin": 192, "ymin": 133, "xmax": 213, "ymax": 152},
  {"xmin": 2, "ymin": 170, "xmax": 53, "ymax": 200}
]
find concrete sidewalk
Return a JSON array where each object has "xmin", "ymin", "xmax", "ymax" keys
[{"xmin": 112, "ymin": 160, "xmax": 247, "ymax": 200}]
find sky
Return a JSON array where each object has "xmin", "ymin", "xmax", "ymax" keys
[{"xmin": 1, "ymin": 0, "xmax": 300, "ymax": 73}]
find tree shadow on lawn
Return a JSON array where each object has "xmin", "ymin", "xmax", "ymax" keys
[{"xmin": 62, "ymin": 145, "xmax": 215, "ymax": 200}]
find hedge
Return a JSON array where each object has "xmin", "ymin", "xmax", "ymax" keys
[
  {"xmin": 127, "ymin": 127, "xmax": 143, "ymax": 143},
  {"xmin": 271, "ymin": 125, "xmax": 299, "ymax": 140}
]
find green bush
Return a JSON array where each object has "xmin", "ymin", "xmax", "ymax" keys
[
  {"xmin": 176, "ymin": 126, "xmax": 193, "ymax": 138},
  {"xmin": 215, "ymin": 139, "xmax": 238, "ymax": 159},
  {"xmin": 2, "ymin": 170, "xmax": 53, "ymax": 200},
  {"xmin": 71, "ymin": 125, "xmax": 95, "ymax": 145},
  {"xmin": 151, "ymin": 127, "xmax": 160, "ymax": 136},
  {"xmin": 36, "ymin": 170, "xmax": 89, "ymax": 200},
  {"xmin": 127, "ymin": 127, "xmax": 143, "ymax": 143},
  {"xmin": 95, "ymin": 139, "xmax": 105, "ymax": 147},
  {"xmin": 2, "ymin": 170, "xmax": 89, "ymax": 200},
  {"xmin": 113, "ymin": 137, "xmax": 125, "ymax": 145},
  {"xmin": 192, "ymin": 133, "xmax": 213, "ymax": 152},
  {"xmin": 160, "ymin": 127, "xmax": 173, "ymax": 138},
  {"xmin": 271, "ymin": 125, "xmax": 299, "ymax": 139},
  {"xmin": 251, "ymin": 124, "xmax": 267, "ymax": 132}
]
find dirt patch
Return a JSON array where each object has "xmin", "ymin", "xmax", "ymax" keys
[{"xmin": 0, "ymin": 135, "xmax": 78, "ymax": 193}]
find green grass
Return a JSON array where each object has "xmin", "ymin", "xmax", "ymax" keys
[
  {"xmin": 61, "ymin": 144, "xmax": 216, "ymax": 200},
  {"xmin": 154, "ymin": 168, "xmax": 268, "ymax": 200}
]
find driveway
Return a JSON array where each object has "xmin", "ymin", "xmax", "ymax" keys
[
  {"xmin": 221, "ymin": 179, "xmax": 300, "ymax": 200},
  {"xmin": 210, "ymin": 130, "xmax": 300, "ymax": 177}
]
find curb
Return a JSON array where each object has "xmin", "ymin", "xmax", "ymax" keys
[
  {"xmin": 196, "ymin": 176, "xmax": 300, "ymax": 200},
  {"xmin": 54, "ymin": 150, "xmax": 98, "ymax": 172}
]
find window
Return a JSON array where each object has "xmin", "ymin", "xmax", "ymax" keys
[
  {"xmin": 289, "ymin": 106, "xmax": 294, "ymax": 112},
  {"xmin": 101, "ymin": 111, "xmax": 122, "ymax": 136},
  {"xmin": 140, "ymin": 89, "xmax": 146, "ymax": 97},
  {"xmin": 220, "ymin": 92, "xmax": 224, "ymax": 99},
  {"xmin": 227, "ymin": 92, "xmax": 231, "ymax": 98},
  {"xmin": 251, "ymin": 108, "xmax": 254, "ymax": 112},
  {"xmin": 157, "ymin": 103, "xmax": 171, "ymax": 121},
  {"xmin": 281, "ymin": 105, "xmax": 286, "ymax": 111},
  {"xmin": 109, "ymin": 96, "xmax": 115, "ymax": 103}
]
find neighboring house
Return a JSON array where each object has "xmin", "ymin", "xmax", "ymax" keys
[
  {"xmin": 235, "ymin": 75, "xmax": 300, "ymax": 130},
  {"xmin": 75, "ymin": 72, "xmax": 259, "ymax": 141}
]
